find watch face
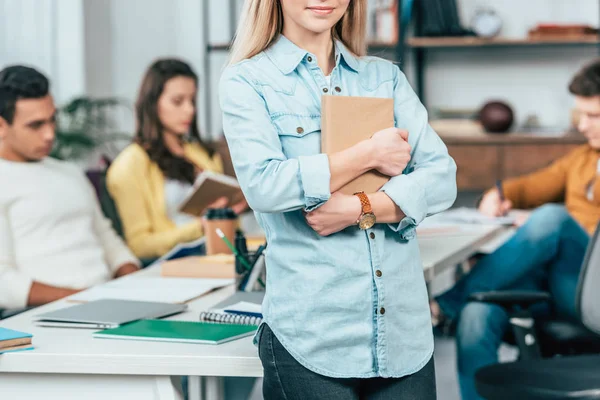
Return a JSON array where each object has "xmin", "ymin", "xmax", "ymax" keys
[{"xmin": 358, "ymin": 213, "xmax": 376, "ymax": 230}]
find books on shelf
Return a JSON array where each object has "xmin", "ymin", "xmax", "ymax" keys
[{"xmin": 367, "ymin": 0, "xmax": 399, "ymax": 45}]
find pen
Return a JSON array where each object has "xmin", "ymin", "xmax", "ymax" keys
[
  {"xmin": 495, "ymin": 179, "xmax": 509, "ymax": 218},
  {"xmin": 216, "ymin": 228, "xmax": 253, "ymax": 271},
  {"xmin": 495, "ymin": 179, "xmax": 505, "ymax": 202},
  {"xmin": 252, "ymin": 244, "xmax": 267, "ymax": 266},
  {"xmin": 224, "ymin": 310, "xmax": 263, "ymax": 319}
]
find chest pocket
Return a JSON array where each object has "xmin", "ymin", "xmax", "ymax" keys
[{"xmin": 272, "ymin": 115, "xmax": 322, "ymax": 159}]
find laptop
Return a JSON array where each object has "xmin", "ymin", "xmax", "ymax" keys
[{"xmin": 33, "ymin": 299, "xmax": 188, "ymax": 329}]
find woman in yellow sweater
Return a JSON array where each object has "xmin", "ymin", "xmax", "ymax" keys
[{"xmin": 107, "ymin": 59, "xmax": 247, "ymax": 259}]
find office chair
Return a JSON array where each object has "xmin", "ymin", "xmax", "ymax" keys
[{"xmin": 471, "ymin": 222, "xmax": 600, "ymax": 399}]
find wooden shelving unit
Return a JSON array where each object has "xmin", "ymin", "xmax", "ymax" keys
[
  {"xmin": 443, "ymin": 132, "xmax": 587, "ymax": 190},
  {"xmin": 407, "ymin": 35, "xmax": 600, "ymax": 48}
]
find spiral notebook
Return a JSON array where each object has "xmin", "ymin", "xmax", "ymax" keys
[{"xmin": 199, "ymin": 301, "xmax": 263, "ymax": 326}]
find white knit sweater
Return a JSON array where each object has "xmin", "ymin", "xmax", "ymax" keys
[{"xmin": 0, "ymin": 157, "xmax": 139, "ymax": 309}]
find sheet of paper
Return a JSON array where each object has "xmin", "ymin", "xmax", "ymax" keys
[
  {"xmin": 436, "ymin": 207, "xmax": 517, "ymax": 226},
  {"xmin": 222, "ymin": 301, "xmax": 262, "ymax": 314},
  {"xmin": 69, "ymin": 277, "xmax": 234, "ymax": 304}
]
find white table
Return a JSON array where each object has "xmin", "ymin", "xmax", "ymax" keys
[
  {"xmin": 419, "ymin": 224, "xmax": 504, "ymax": 280},
  {"xmin": 0, "ymin": 225, "xmax": 504, "ymax": 400}
]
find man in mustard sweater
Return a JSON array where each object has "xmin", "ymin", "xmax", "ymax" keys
[{"xmin": 432, "ymin": 59, "xmax": 600, "ymax": 400}]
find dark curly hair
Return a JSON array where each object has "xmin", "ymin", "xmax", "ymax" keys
[
  {"xmin": 569, "ymin": 58, "xmax": 600, "ymax": 97},
  {"xmin": 0, "ymin": 65, "xmax": 49, "ymax": 124},
  {"xmin": 135, "ymin": 58, "xmax": 212, "ymax": 184}
]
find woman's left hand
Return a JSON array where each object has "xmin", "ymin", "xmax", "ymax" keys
[{"xmin": 305, "ymin": 192, "xmax": 362, "ymax": 236}]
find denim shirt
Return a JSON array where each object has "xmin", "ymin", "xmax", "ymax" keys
[{"xmin": 219, "ymin": 35, "xmax": 457, "ymax": 378}]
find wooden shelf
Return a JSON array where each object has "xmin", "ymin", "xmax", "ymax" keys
[
  {"xmin": 443, "ymin": 132, "xmax": 587, "ymax": 190},
  {"xmin": 367, "ymin": 42, "xmax": 399, "ymax": 49},
  {"xmin": 440, "ymin": 131, "xmax": 587, "ymax": 145},
  {"xmin": 407, "ymin": 35, "xmax": 600, "ymax": 48},
  {"xmin": 207, "ymin": 43, "xmax": 231, "ymax": 51}
]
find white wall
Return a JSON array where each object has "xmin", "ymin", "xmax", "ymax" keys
[
  {"xmin": 409, "ymin": 0, "xmax": 600, "ymax": 128},
  {"xmin": 83, "ymin": 0, "xmax": 236, "ymax": 140},
  {"xmin": 0, "ymin": 0, "xmax": 85, "ymax": 104}
]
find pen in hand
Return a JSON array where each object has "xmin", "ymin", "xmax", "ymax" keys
[{"xmin": 495, "ymin": 179, "xmax": 507, "ymax": 217}]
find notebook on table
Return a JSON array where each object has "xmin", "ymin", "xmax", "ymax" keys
[
  {"xmin": 199, "ymin": 301, "xmax": 263, "ymax": 326},
  {"xmin": 93, "ymin": 319, "xmax": 257, "ymax": 345},
  {"xmin": 33, "ymin": 299, "xmax": 187, "ymax": 329},
  {"xmin": 321, "ymin": 95, "xmax": 395, "ymax": 195},
  {"xmin": 67, "ymin": 277, "xmax": 234, "ymax": 304},
  {"xmin": 0, "ymin": 327, "xmax": 33, "ymax": 354}
]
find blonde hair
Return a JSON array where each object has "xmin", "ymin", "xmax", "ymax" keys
[{"xmin": 228, "ymin": 0, "xmax": 367, "ymax": 65}]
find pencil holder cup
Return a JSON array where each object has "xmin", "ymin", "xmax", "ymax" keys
[{"xmin": 235, "ymin": 250, "xmax": 256, "ymax": 290}]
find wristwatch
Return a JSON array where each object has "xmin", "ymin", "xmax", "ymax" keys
[{"xmin": 354, "ymin": 191, "xmax": 376, "ymax": 230}]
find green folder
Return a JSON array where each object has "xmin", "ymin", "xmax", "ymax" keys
[{"xmin": 93, "ymin": 319, "xmax": 257, "ymax": 345}]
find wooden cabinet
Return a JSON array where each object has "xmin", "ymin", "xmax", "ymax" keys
[{"xmin": 443, "ymin": 133, "xmax": 586, "ymax": 191}]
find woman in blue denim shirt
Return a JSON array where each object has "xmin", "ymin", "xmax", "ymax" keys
[{"xmin": 220, "ymin": 1, "xmax": 457, "ymax": 399}]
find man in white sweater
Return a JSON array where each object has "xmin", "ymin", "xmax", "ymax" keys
[{"xmin": 0, "ymin": 65, "xmax": 140, "ymax": 311}]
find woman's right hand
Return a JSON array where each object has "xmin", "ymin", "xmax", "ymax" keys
[
  {"xmin": 369, "ymin": 127, "xmax": 411, "ymax": 177},
  {"xmin": 478, "ymin": 189, "xmax": 512, "ymax": 217}
]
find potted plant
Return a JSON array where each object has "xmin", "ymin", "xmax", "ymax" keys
[{"xmin": 50, "ymin": 96, "xmax": 131, "ymax": 162}]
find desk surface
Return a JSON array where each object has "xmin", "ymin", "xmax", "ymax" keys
[{"xmin": 0, "ymin": 224, "xmax": 502, "ymax": 377}]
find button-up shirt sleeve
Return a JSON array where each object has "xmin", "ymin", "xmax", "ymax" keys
[
  {"xmin": 219, "ymin": 65, "xmax": 331, "ymax": 213},
  {"xmin": 380, "ymin": 66, "xmax": 457, "ymax": 239}
]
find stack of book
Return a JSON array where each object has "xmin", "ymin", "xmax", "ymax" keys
[{"xmin": 0, "ymin": 327, "xmax": 33, "ymax": 354}]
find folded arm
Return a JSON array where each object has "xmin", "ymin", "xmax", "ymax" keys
[
  {"xmin": 378, "ymin": 66, "xmax": 457, "ymax": 238},
  {"xmin": 219, "ymin": 67, "xmax": 379, "ymax": 214}
]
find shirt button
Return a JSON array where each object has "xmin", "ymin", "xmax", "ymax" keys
[
  {"xmin": 296, "ymin": 127, "xmax": 304, "ymax": 134},
  {"xmin": 375, "ymin": 270, "xmax": 382, "ymax": 277},
  {"xmin": 369, "ymin": 232, "xmax": 375, "ymax": 239},
  {"xmin": 307, "ymin": 56, "xmax": 313, "ymax": 62},
  {"xmin": 322, "ymin": 88, "xmax": 329, "ymax": 93},
  {"xmin": 335, "ymin": 86, "xmax": 341, "ymax": 93},
  {"xmin": 380, "ymin": 307, "xmax": 386, "ymax": 315}
]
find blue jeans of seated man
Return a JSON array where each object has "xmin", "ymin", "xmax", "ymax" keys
[{"xmin": 435, "ymin": 204, "xmax": 590, "ymax": 400}]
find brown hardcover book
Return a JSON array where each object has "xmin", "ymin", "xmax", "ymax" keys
[
  {"xmin": 321, "ymin": 95, "xmax": 394, "ymax": 195},
  {"xmin": 179, "ymin": 170, "xmax": 245, "ymax": 217}
]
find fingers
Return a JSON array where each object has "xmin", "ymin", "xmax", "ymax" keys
[
  {"xmin": 501, "ymin": 200, "xmax": 513, "ymax": 213},
  {"xmin": 208, "ymin": 196, "xmax": 229, "ymax": 209},
  {"xmin": 232, "ymin": 200, "xmax": 248, "ymax": 215},
  {"xmin": 397, "ymin": 129, "xmax": 409, "ymax": 141}
]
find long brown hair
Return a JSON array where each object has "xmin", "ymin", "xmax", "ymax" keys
[
  {"xmin": 228, "ymin": 0, "xmax": 367, "ymax": 65},
  {"xmin": 135, "ymin": 58, "xmax": 211, "ymax": 183}
]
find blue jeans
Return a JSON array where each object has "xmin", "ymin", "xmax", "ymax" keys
[
  {"xmin": 258, "ymin": 324, "xmax": 436, "ymax": 400},
  {"xmin": 435, "ymin": 204, "xmax": 590, "ymax": 400}
]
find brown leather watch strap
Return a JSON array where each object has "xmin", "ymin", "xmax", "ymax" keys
[{"xmin": 354, "ymin": 191, "xmax": 373, "ymax": 214}]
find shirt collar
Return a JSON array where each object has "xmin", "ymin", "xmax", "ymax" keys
[{"xmin": 265, "ymin": 34, "xmax": 361, "ymax": 75}]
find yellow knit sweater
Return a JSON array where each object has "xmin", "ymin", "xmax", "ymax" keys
[
  {"xmin": 503, "ymin": 144, "xmax": 600, "ymax": 234},
  {"xmin": 106, "ymin": 142, "xmax": 223, "ymax": 258}
]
